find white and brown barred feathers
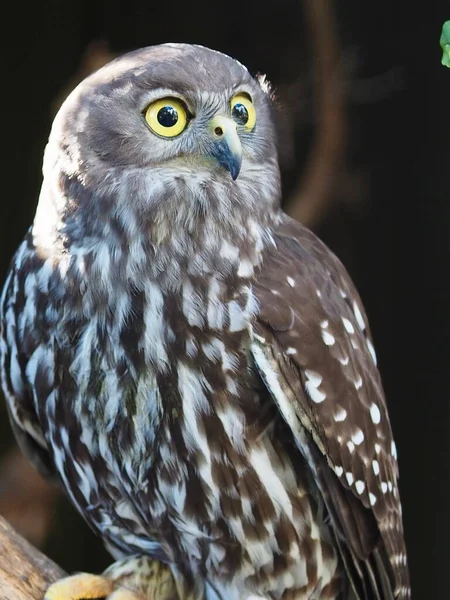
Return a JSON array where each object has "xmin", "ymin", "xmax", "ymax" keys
[
  {"xmin": 0, "ymin": 215, "xmax": 411, "ymax": 599},
  {"xmin": 0, "ymin": 43, "xmax": 409, "ymax": 600}
]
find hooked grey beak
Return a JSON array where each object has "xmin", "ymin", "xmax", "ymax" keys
[{"xmin": 209, "ymin": 116, "xmax": 242, "ymax": 180}]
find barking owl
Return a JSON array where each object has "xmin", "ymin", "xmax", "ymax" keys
[{"xmin": 0, "ymin": 44, "xmax": 410, "ymax": 599}]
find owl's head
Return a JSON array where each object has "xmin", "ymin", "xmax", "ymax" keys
[{"xmin": 38, "ymin": 44, "xmax": 281, "ymax": 250}]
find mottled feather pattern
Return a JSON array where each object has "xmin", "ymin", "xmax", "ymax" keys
[
  {"xmin": 1, "ymin": 225, "xmax": 340, "ymax": 599},
  {"xmin": 0, "ymin": 43, "xmax": 409, "ymax": 599}
]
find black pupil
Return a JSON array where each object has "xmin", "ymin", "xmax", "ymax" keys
[
  {"xmin": 157, "ymin": 106, "xmax": 178, "ymax": 128},
  {"xmin": 232, "ymin": 103, "xmax": 249, "ymax": 125}
]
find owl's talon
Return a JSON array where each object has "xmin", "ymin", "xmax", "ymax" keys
[
  {"xmin": 44, "ymin": 572, "xmax": 113, "ymax": 600},
  {"xmin": 44, "ymin": 557, "xmax": 179, "ymax": 600},
  {"xmin": 44, "ymin": 573, "xmax": 145, "ymax": 600}
]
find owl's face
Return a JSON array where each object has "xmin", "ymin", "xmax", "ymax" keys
[
  {"xmin": 38, "ymin": 44, "xmax": 281, "ymax": 253},
  {"xmin": 49, "ymin": 44, "xmax": 278, "ymax": 190}
]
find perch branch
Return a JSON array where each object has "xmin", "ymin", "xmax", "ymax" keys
[{"xmin": 0, "ymin": 516, "xmax": 65, "ymax": 600}]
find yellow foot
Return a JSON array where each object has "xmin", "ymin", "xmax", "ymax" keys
[
  {"xmin": 44, "ymin": 573, "xmax": 114, "ymax": 599},
  {"xmin": 44, "ymin": 556, "xmax": 179, "ymax": 600}
]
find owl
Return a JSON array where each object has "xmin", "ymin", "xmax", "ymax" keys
[{"xmin": 0, "ymin": 43, "xmax": 410, "ymax": 599}]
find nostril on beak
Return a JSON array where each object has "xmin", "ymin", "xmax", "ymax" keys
[{"xmin": 214, "ymin": 126, "xmax": 224, "ymax": 137}]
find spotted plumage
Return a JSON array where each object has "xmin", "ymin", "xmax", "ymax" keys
[{"xmin": 0, "ymin": 43, "xmax": 409, "ymax": 599}]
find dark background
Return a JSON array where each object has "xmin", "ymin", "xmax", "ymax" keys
[{"xmin": 0, "ymin": 2, "xmax": 448, "ymax": 598}]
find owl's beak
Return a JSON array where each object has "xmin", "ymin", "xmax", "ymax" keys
[{"xmin": 209, "ymin": 116, "xmax": 242, "ymax": 180}]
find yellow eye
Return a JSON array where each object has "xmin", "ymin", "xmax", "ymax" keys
[
  {"xmin": 144, "ymin": 98, "xmax": 188, "ymax": 138},
  {"xmin": 230, "ymin": 94, "xmax": 256, "ymax": 131}
]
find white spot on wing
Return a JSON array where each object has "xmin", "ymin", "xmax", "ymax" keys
[
  {"xmin": 321, "ymin": 330, "xmax": 335, "ymax": 346},
  {"xmin": 367, "ymin": 338, "xmax": 377, "ymax": 365},
  {"xmin": 372, "ymin": 460, "xmax": 380, "ymax": 476},
  {"xmin": 304, "ymin": 369, "xmax": 323, "ymax": 387},
  {"xmin": 286, "ymin": 276, "xmax": 295, "ymax": 287},
  {"xmin": 355, "ymin": 480, "xmax": 365, "ymax": 494},
  {"xmin": 346, "ymin": 472, "xmax": 354, "ymax": 485},
  {"xmin": 370, "ymin": 403, "xmax": 381, "ymax": 424},
  {"xmin": 391, "ymin": 441, "xmax": 398, "ymax": 460},
  {"xmin": 334, "ymin": 465, "xmax": 343, "ymax": 477},
  {"xmin": 334, "ymin": 408, "xmax": 347, "ymax": 422},
  {"xmin": 351, "ymin": 429, "xmax": 364, "ymax": 446},
  {"xmin": 342, "ymin": 317, "xmax": 355, "ymax": 334},
  {"xmin": 286, "ymin": 347, "xmax": 297, "ymax": 355},
  {"xmin": 305, "ymin": 382, "xmax": 326, "ymax": 404},
  {"xmin": 354, "ymin": 375, "xmax": 363, "ymax": 390},
  {"xmin": 369, "ymin": 492, "xmax": 377, "ymax": 506},
  {"xmin": 353, "ymin": 301, "xmax": 366, "ymax": 331}
]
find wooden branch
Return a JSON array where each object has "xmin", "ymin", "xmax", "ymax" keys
[
  {"xmin": 286, "ymin": 0, "xmax": 347, "ymax": 227},
  {"xmin": 0, "ymin": 517, "xmax": 66, "ymax": 600}
]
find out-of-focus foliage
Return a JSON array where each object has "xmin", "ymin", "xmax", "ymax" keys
[{"xmin": 440, "ymin": 21, "xmax": 450, "ymax": 67}]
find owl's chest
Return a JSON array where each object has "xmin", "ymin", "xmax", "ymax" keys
[
  {"xmin": 52, "ymin": 275, "xmax": 271, "ymax": 541},
  {"xmin": 53, "ymin": 274, "xmax": 261, "ymax": 475}
]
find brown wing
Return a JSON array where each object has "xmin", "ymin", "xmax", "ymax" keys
[{"xmin": 251, "ymin": 214, "xmax": 410, "ymax": 599}]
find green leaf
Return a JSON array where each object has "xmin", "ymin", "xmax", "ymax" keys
[{"xmin": 440, "ymin": 21, "xmax": 450, "ymax": 67}]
